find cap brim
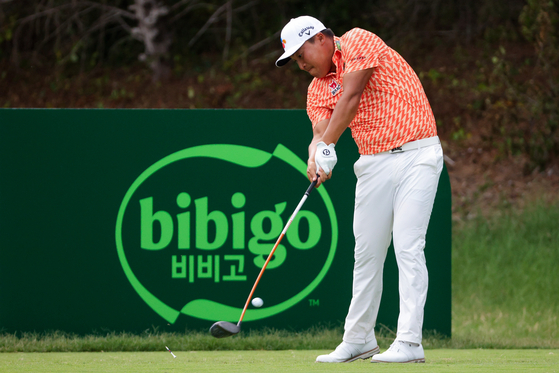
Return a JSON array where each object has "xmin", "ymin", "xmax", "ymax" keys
[
  {"xmin": 275, "ymin": 43, "xmax": 304, "ymax": 67},
  {"xmin": 275, "ymin": 57, "xmax": 291, "ymax": 67}
]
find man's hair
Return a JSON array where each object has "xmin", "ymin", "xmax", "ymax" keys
[{"xmin": 308, "ymin": 28, "xmax": 334, "ymax": 43}]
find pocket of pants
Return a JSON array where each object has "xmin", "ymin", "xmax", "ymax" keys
[
  {"xmin": 353, "ymin": 156, "xmax": 366, "ymax": 178},
  {"xmin": 432, "ymin": 144, "xmax": 444, "ymax": 175}
]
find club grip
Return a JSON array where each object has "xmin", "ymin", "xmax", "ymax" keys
[{"xmin": 305, "ymin": 176, "xmax": 319, "ymax": 196}]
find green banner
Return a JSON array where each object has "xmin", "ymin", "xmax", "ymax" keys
[{"xmin": 0, "ymin": 109, "xmax": 451, "ymax": 336}]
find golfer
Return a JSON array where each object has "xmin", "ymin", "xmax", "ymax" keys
[{"xmin": 276, "ymin": 16, "xmax": 444, "ymax": 363}]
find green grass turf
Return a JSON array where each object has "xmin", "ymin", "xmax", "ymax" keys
[
  {"xmin": 1, "ymin": 350, "xmax": 558, "ymax": 373},
  {"xmin": 452, "ymin": 200, "xmax": 559, "ymax": 348}
]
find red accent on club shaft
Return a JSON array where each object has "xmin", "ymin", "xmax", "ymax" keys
[
  {"xmin": 236, "ymin": 177, "xmax": 317, "ymax": 327},
  {"xmin": 237, "ymin": 232, "xmax": 286, "ymax": 326}
]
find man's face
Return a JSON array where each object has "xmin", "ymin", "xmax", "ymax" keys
[{"xmin": 290, "ymin": 34, "xmax": 333, "ymax": 78}]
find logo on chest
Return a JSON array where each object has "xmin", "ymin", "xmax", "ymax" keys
[{"xmin": 329, "ymin": 79, "xmax": 341, "ymax": 96}]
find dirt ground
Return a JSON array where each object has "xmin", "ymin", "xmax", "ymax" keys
[{"xmin": 441, "ymin": 144, "xmax": 559, "ymax": 221}]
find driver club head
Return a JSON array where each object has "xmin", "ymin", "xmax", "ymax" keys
[{"xmin": 210, "ymin": 321, "xmax": 240, "ymax": 338}]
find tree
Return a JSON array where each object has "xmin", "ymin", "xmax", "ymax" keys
[{"xmin": 7, "ymin": 0, "xmax": 257, "ymax": 80}]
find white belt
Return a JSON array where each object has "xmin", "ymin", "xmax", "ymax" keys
[{"xmin": 380, "ymin": 136, "xmax": 440, "ymax": 154}]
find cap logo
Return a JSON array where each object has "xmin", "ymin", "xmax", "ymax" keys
[
  {"xmin": 282, "ymin": 39, "xmax": 287, "ymax": 49},
  {"xmin": 298, "ymin": 26, "xmax": 314, "ymax": 37}
]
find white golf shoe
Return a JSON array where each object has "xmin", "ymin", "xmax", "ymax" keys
[
  {"xmin": 316, "ymin": 340, "xmax": 380, "ymax": 363},
  {"xmin": 371, "ymin": 340, "xmax": 425, "ymax": 363}
]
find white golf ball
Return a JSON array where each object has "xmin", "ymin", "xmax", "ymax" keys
[{"xmin": 251, "ymin": 297, "xmax": 264, "ymax": 308}]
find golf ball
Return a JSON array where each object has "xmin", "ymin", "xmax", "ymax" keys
[{"xmin": 251, "ymin": 297, "xmax": 264, "ymax": 307}]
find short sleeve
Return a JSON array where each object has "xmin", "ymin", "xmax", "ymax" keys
[{"xmin": 342, "ymin": 28, "xmax": 387, "ymax": 74}]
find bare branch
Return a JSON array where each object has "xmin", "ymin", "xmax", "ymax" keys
[
  {"xmin": 223, "ymin": 0, "xmax": 232, "ymax": 60},
  {"xmin": 34, "ymin": 5, "xmax": 130, "ymax": 58},
  {"xmin": 188, "ymin": 2, "xmax": 228, "ymax": 47},
  {"xmin": 187, "ymin": 0, "xmax": 257, "ymax": 48},
  {"xmin": 11, "ymin": 0, "xmax": 136, "ymax": 66},
  {"xmin": 231, "ymin": 0, "xmax": 257, "ymax": 14},
  {"xmin": 56, "ymin": 13, "xmax": 135, "ymax": 65},
  {"xmin": 170, "ymin": 0, "xmax": 199, "ymax": 12},
  {"xmin": 9, "ymin": 0, "xmax": 260, "ymax": 81},
  {"xmin": 114, "ymin": 14, "xmax": 133, "ymax": 34},
  {"xmin": 16, "ymin": 3, "xmax": 76, "ymax": 27},
  {"xmin": 169, "ymin": 1, "xmax": 208, "ymax": 24},
  {"xmin": 78, "ymin": 1, "xmax": 135, "ymax": 19},
  {"xmin": 14, "ymin": 1, "xmax": 134, "ymax": 32},
  {"xmin": 243, "ymin": 30, "xmax": 280, "ymax": 55}
]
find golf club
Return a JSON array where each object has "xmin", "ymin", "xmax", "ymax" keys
[{"xmin": 210, "ymin": 177, "xmax": 319, "ymax": 338}]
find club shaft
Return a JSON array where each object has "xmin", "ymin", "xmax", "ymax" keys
[{"xmin": 237, "ymin": 178, "xmax": 317, "ymax": 326}]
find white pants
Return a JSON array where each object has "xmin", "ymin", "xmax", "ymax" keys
[{"xmin": 343, "ymin": 142, "xmax": 444, "ymax": 345}]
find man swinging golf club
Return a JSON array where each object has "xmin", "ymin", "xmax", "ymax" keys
[{"xmin": 276, "ymin": 16, "xmax": 444, "ymax": 363}]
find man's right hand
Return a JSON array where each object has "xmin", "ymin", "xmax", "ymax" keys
[{"xmin": 307, "ymin": 160, "xmax": 331, "ymax": 187}]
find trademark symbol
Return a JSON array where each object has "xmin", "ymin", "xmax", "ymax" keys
[{"xmin": 309, "ymin": 299, "xmax": 319, "ymax": 307}]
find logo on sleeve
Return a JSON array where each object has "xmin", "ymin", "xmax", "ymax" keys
[{"xmin": 329, "ymin": 80, "xmax": 341, "ymax": 96}]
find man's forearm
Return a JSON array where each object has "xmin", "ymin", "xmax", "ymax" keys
[
  {"xmin": 308, "ymin": 118, "xmax": 329, "ymax": 163},
  {"xmin": 321, "ymin": 92, "xmax": 361, "ymax": 145},
  {"xmin": 308, "ymin": 136, "xmax": 321, "ymax": 162},
  {"xmin": 321, "ymin": 68, "xmax": 374, "ymax": 145}
]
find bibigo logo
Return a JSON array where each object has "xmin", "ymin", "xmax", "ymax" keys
[{"xmin": 115, "ymin": 144, "xmax": 338, "ymax": 324}]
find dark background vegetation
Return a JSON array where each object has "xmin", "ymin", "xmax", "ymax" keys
[{"xmin": 1, "ymin": 0, "xmax": 558, "ymax": 217}]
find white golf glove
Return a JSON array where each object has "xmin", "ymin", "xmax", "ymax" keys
[{"xmin": 315, "ymin": 141, "xmax": 337, "ymax": 176}]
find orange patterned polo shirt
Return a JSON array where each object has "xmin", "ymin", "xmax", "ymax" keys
[{"xmin": 306, "ymin": 28, "xmax": 437, "ymax": 155}]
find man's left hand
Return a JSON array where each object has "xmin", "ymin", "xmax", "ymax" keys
[{"xmin": 315, "ymin": 141, "xmax": 337, "ymax": 176}]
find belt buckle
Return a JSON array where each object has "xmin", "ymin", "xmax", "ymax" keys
[{"xmin": 389, "ymin": 146, "xmax": 403, "ymax": 154}]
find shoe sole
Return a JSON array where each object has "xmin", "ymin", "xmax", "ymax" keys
[
  {"xmin": 371, "ymin": 358, "xmax": 425, "ymax": 363},
  {"xmin": 342, "ymin": 346, "xmax": 381, "ymax": 363},
  {"xmin": 315, "ymin": 346, "xmax": 381, "ymax": 363}
]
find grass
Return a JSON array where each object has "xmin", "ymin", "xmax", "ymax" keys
[
  {"xmin": 452, "ymin": 199, "xmax": 559, "ymax": 348},
  {"xmin": 1, "ymin": 199, "xmax": 558, "ymax": 354},
  {"xmin": 1, "ymin": 350, "xmax": 559, "ymax": 373},
  {"xmin": 0, "ymin": 328, "xmax": 346, "ymax": 353},
  {"xmin": 0, "ymin": 327, "xmax": 456, "ymax": 353}
]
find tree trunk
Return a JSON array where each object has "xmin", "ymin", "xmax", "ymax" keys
[{"xmin": 130, "ymin": 0, "xmax": 172, "ymax": 81}]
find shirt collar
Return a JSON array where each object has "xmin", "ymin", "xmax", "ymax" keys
[{"xmin": 327, "ymin": 37, "xmax": 343, "ymax": 78}]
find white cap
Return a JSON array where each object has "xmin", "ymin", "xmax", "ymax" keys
[{"xmin": 276, "ymin": 16, "xmax": 326, "ymax": 67}]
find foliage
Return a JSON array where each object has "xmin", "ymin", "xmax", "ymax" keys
[
  {"xmin": 1, "ymin": 0, "xmax": 260, "ymax": 75},
  {"xmin": 416, "ymin": 0, "xmax": 559, "ymax": 171},
  {"xmin": 0, "ymin": 0, "xmax": 531, "ymax": 70},
  {"xmin": 482, "ymin": 0, "xmax": 559, "ymax": 169},
  {"xmin": 1, "ymin": 0, "xmax": 558, "ymax": 167}
]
